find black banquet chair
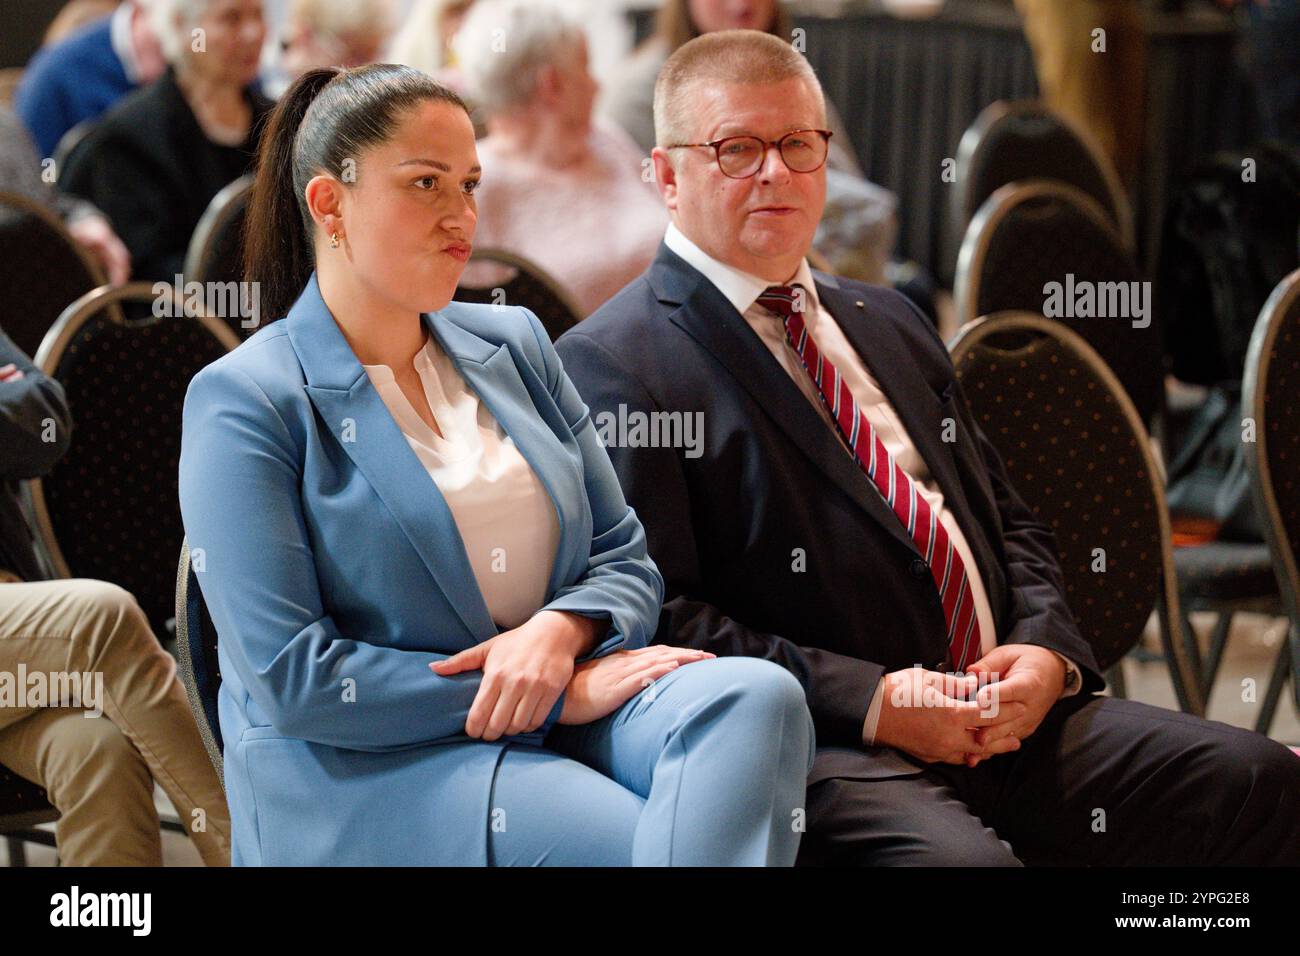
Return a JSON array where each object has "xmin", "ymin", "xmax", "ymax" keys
[
  {"xmin": 0, "ymin": 189, "xmax": 105, "ymax": 359},
  {"xmin": 175, "ymin": 537, "xmax": 224, "ymax": 788},
  {"xmin": 182, "ymin": 174, "xmax": 260, "ymax": 341},
  {"xmin": 26, "ymin": 283, "xmax": 240, "ymax": 640},
  {"xmin": 952, "ymin": 99, "xmax": 1134, "ymax": 256},
  {"xmin": 949, "ymin": 311, "xmax": 1202, "ymax": 715},
  {"xmin": 454, "ymin": 247, "xmax": 583, "ymax": 341},
  {"xmin": 954, "ymin": 180, "xmax": 1162, "ymax": 431},
  {"xmin": 1243, "ymin": 269, "xmax": 1300, "ymax": 734}
]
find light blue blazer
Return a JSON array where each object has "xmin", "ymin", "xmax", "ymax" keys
[{"xmin": 178, "ymin": 273, "xmax": 665, "ymax": 865}]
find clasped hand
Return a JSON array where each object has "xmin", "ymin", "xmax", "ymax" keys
[
  {"xmin": 429, "ymin": 611, "xmax": 715, "ymax": 740},
  {"xmin": 874, "ymin": 644, "xmax": 1065, "ymax": 768}
]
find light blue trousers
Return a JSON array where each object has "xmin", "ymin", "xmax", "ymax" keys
[{"xmin": 486, "ymin": 656, "xmax": 816, "ymax": 866}]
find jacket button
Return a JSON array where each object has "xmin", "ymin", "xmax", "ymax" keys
[{"xmin": 910, "ymin": 558, "xmax": 928, "ymax": 578}]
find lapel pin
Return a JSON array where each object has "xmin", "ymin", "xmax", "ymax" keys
[{"xmin": 855, "ymin": 300, "xmax": 864, "ymax": 308}]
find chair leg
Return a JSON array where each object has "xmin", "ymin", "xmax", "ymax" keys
[
  {"xmin": 1106, "ymin": 660, "xmax": 1128, "ymax": 699},
  {"xmin": 1200, "ymin": 612, "xmax": 1234, "ymax": 702},
  {"xmin": 1181, "ymin": 611, "xmax": 1204, "ymax": 683},
  {"xmin": 1164, "ymin": 605, "xmax": 1206, "ymax": 716},
  {"xmin": 6, "ymin": 837, "xmax": 27, "ymax": 867},
  {"xmin": 1256, "ymin": 636, "xmax": 1291, "ymax": 736}
]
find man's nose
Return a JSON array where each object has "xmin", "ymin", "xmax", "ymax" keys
[{"xmin": 757, "ymin": 143, "xmax": 793, "ymax": 185}]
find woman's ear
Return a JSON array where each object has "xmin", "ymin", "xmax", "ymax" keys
[{"xmin": 304, "ymin": 174, "xmax": 344, "ymax": 237}]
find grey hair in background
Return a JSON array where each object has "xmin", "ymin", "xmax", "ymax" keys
[
  {"xmin": 148, "ymin": 0, "xmax": 216, "ymax": 64},
  {"xmin": 452, "ymin": 0, "xmax": 587, "ymax": 117}
]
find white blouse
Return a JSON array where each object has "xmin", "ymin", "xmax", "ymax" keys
[{"xmin": 361, "ymin": 334, "xmax": 560, "ymax": 629}]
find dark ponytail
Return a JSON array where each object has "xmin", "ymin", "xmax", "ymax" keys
[{"xmin": 243, "ymin": 64, "xmax": 470, "ymax": 323}]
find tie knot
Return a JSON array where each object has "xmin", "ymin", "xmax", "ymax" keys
[{"xmin": 756, "ymin": 284, "xmax": 808, "ymax": 321}]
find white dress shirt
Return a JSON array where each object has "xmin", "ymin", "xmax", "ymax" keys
[
  {"xmin": 662, "ymin": 223, "xmax": 1081, "ymax": 744},
  {"xmin": 362, "ymin": 333, "xmax": 560, "ymax": 630}
]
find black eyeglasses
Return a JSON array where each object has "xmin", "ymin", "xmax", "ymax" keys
[{"xmin": 668, "ymin": 129, "xmax": 833, "ymax": 179}]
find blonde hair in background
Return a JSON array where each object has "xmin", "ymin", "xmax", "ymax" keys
[
  {"xmin": 653, "ymin": 29, "xmax": 825, "ymax": 149},
  {"xmin": 386, "ymin": 0, "xmax": 473, "ymax": 75},
  {"xmin": 651, "ymin": 0, "xmax": 793, "ymax": 53},
  {"xmin": 288, "ymin": 0, "xmax": 396, "ymax": 44}
]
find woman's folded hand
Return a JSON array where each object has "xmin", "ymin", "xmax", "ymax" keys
[{"xmin": 557, "ymin": 646, "xmax": 717, "ymax": 726}]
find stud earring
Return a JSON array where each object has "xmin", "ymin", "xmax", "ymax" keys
[{"xmin": 330, "ymin": 232, "xmax": 340, "ymax": 249}]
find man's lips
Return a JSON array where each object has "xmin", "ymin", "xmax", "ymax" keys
[{"xmin": 750, "ymin": 206, "xmax": 798, "ymax": 216}]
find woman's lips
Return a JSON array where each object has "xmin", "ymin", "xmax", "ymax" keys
[{"xmin": 443, "ymin": 244, "xmax": 471, "ymax": 261}]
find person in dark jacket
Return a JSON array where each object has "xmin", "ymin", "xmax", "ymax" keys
[{"xmin": 59, "ymin": 0, "xmax": 272, "ymax": 282}]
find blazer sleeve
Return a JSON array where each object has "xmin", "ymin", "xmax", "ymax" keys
[
  {"xmin": 519, "ymin": 307, "xmax": 664, "ymax": 663},
  {"xmin": 179, "ymin": 360, "xmax": 550, "ymax": 751},
  {"xmin": 556, "ymin": 329, "xmax": 881, "ymax": 747},
  {"xmin": 0, "ymin": 327, "xmax": 72, "ymax": 481}
]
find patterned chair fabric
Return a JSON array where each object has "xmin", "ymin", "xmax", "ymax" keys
[
  {"xmin": 955, "ymin": 99, "xmax": 1132, "ymax": 249},
  {"xmin": 950, "ymin": 313, "xmax": 1183, "ymax": 683},
  {"xmin": 955, "ymin": 181, "xmax": 1161, "ymax": 429},
  {"xmin": 29, "ymin": 284, "xmax": 237, "ymax": 638},
  {"xmin": 0, "ymin": 190, "xmax": 103, "ymax": 358}
]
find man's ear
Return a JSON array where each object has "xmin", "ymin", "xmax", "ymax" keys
[
  {"xmin": 651, "ymin": 147, "xmax": 678, "ymax": 211},
  {"xmin": 304, "ymin": 174, "xmax": 344, "ymax": 235}
]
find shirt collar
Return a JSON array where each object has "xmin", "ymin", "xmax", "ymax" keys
[
  {"xmin": 663, "ymin": 221, "xmax": 820, "ymax": 318},
  {"xmin": 110, "ymin": 2, "xmax": 141, "ymax": 85}
]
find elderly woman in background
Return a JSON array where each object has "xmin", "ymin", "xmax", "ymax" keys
[
  {"xmin": 452, "ymin": 0, "xmax": 669, "ymax": 319},
  {"xmin": 599, "ymin": 0, "xmax": 899, "ymax": 287},
  {"xmin": 59, "ymin": 0, "xmax": 272, "ymax": 282},
  {"xmin": 262, "ymin": 0, "xmax": 398, "ymax": 98}
]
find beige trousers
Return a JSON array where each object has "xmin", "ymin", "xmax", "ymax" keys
[{"xmin": 0, "ymin": 574, "xmax": 230, "ymax": 866}]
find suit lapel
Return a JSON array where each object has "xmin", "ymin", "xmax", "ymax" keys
[
  {"xmin": 650, "ymin": 244, "xmax": 918, "ymax": 557},
  {"xmin": 287, "ymin": 274, "xmax": 496, "ymax": 640}
]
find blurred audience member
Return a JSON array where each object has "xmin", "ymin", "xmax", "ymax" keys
[
  {"xmin": 59, "ymin": 0, "xmax": 272, "ymax": 282},
  {"xmin": 598, "ymin": 0, "xmax": 897, "ymax": 285},
  {"xmin": 0, "ymin": 107, "xmax": 130, "ymax": 284},
  {"xmin": 0, "ymin": 326, "xmax": 231, "ymax": 866},
  {"xmin": 262, "ymin": 0, "xmax": 398, "ymax": 98},
  {"xmin": 454, "ymin": 0, "xmax": 668, "ymax": 317},
  {"xmin": 15, "ymin": 0, "xmax": 166, "ymax": 158},
  {"xmin": 1014, "ymin": 0, "xmax": 1147, "ymax": 191},
  {"xmin": 387, "ymin": 0, "xmax": 475, "ymax": 92}
]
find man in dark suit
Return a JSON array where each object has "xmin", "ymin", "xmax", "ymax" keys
[{"xmin": 555, "ymin": 29, "xmax": 1300, "ymax": 865}]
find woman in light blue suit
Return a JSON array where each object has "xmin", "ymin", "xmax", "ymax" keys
[{"xmin": 177, "ymin": 63, "xmax": 815, "ymax": 866}]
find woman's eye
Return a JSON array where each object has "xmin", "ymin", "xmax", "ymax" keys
[
  {"xmin": 463, "ymin": 180, "xmax": 481, "ymax": 195},
  {"xmin": 415, "ymin": 176, "xmax": 438, "ymax": 190}
]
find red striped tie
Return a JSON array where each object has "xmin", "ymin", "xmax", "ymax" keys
[{"xmin": 756, "ymin": 284, "xmax": 982, "ymax": 673}]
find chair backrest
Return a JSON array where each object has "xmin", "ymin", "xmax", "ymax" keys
[
  {"xmin": 52, "ymin": 119, "xmax": 97, "ymax": 176},
  {"xmin": 454, "ymin": 247, "xmax": 583, "ymax": 341},
  {"xmin": 26, "ymin": 283, "xmax": 240, "ymax": 637},
  {"xmin": 953, "ymin": 99, "xmax": 1133, "ymax": 252},
  {"xmin": 949, "ymin": 312, "xmax": 1201, "ymax": 710},
  {"xmin": 954, "ymin": 180, "xmax": 1162, "ymax": 428},
  {"xmin": 175, "ymin": 537, "xmax": 224, "ymax": 786},
  {"xmin": 1244, "ymin": 269, "xmax": 1300, "ymax": 634},
  {"xmin": 182, "ymin": 174, "xmax": 260, "ymax": 340},
  {"xmin": 0, "ymin": 189, "xmax": 105, "ymax": 358}
]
